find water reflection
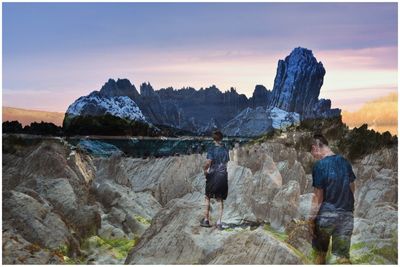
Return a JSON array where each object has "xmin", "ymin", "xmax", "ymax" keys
[{"xmin": 67, "ymin": 136, "xmax": 250, "ymax": 158}]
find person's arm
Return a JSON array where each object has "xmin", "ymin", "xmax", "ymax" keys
[
  {"xmin": 350, "ymin": 182, "xmax": 355, "ymax": 194},
  {"xmin": 204, "ymin": 159, "xmax": 212, "ymax": 175},
  {"xmin": 310, "ymin": 163, "xmax": 324, "ymax": 221},
  {"xmin": 347, "ymin": 160, "xmax": 356, "ymax": 195},
  {"xmin": 309, "ymin": 188, "xmax": 324, "ymax": 221}
]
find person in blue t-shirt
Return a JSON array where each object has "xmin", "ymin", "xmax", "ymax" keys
[
  {"xmin": 200, "ymin": 130, "xmax": 229, "ymax": 230},
  {"xmin": 309, "ymin": 134, "xmax": 356, "ymax": 264}
]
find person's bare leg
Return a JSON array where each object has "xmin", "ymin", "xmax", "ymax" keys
[
  {"xmin": 314, "ymin": 251, "xmax": 327, "ymax": 264},
  {"xmin": 217, "ymin": 199, "xmax": 224, "ymax": 224},
  {"xmin": 204, "ymin": 197, "xmax": 210, "ymax": 222}
]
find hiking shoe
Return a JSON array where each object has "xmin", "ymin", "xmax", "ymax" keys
[
  {"xmin": 200, "ymin": 218, "xmax": 211, "ymax": 227},
  {"xmin": 216, "ymin": 219, "xmax": 223, "ymax": 230}
]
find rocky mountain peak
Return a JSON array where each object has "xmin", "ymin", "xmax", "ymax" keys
[
  {"xmin": 250, "ymin": 85, "xmax": 271, "ymax": 108},
  {"xmin": 205, "ymin": 85, "xmax": 221, "ymax": 94},
  {"xmin": 287, "ymin": 47, "xmax": 319, "ymax": 66},
  {"xmin": 116, "ymin": 78, "xmax": 134, "ymax": 89},
  {"xmin": 269, "ymin": 47, "xmax": 339, "ymax": 119},
  {"xmin": 100, "ymin": 78, "xmax": 140, "ymax": 100},
  {"xmin": 229, "ymin": 87, "xmax": 238, "ymax": 94},
  {"xmin": 140, "ymin": 82, "xmax": 156, "ymax": 97},
  {"xmin": 253, "ymin": 84, "xmax": 268, "ymax": 94}
]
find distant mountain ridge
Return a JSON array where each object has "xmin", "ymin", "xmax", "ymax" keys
[
  {"xmin": 64, "ymin": 47, "xmax": 341, "ymax": 136},
  {"xmin": 65, "ymin": 79, "xmax": 273, "ymax": 135}
]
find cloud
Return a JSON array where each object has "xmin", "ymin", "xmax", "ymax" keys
[{"xmin": 316, "ymin": 46, "xmax": 397, "ymax": 70}]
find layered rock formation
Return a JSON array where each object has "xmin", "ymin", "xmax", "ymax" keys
[
  {"xmin": 3, "ymin": 128, "xmax": 396, "ymax": 264},
  {"xmin": 2, "ymin": 138, "xmax": 100, "ymax": 263},
  {"xmin": 269, "ymin": 47, "xmax": 341, "ymax": 119}
]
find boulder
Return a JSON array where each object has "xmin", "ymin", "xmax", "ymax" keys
[
  {"xmin": 2, "ymin": 225, "xmax": 64, "ymax": 264},
  {"xmin": 249, "ymin": 155, "xmax": 283, "ymax": 221},
  {"xmin": 209, "ymin": 228, "xmax": 304, "ymax": 264},
  {"xmin": 268, "ymin": 180, "xmax": 300, "ymax": 231},
  {"xmin": 354, "ymin": 169, "xmax": 397, "ymax": 218},
  {"xmin": 3, "ymin": 190, "xmax": 71, "ymax": 250}
]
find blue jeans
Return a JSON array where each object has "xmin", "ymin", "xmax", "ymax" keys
[{"xmin": 312, "ymin": 211, "xmax": 354, "ymax": 258}]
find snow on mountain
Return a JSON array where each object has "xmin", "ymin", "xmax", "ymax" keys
[
  {"xmin": 222, "ymin": 107, "xmax": 300, "ymax": 137},
  {"xmin": 270, "ymin": 107, "xmax": 300, "ymax": 130},
  {"xmin": 66, "ymin": 92, "xmax": 147, "ymax": 122}
]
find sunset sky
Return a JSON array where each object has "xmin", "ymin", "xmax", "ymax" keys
[{"xmin": 3, "ymin": 2, "xmax": 398, "ymax": 112}]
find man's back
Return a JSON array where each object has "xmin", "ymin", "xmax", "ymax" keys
[
  {"xmin": 207, "ymin": 144, "xmax": 229, "ymax": 166},
  {"xmin": 312, "ymin": 154, "xmax": 356, "ymax": 212}
]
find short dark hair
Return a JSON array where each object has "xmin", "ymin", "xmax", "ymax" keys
[
  {"xmin": 312, "ymin": 133, "xmax": 329, "ymax": 148},
  {"xmin": 212, "ymin": 130, "xmax": 223, "ymax": 141}
]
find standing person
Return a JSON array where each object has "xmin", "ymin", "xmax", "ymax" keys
[
  {"xmin": 309, "ymin": 134, "xmax": 356, "ymax": 264},
  {"xmin": 200, "ymin": 130, "xmax": 229, "ymax": 230}
]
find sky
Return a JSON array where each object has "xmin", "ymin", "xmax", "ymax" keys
[{"xmin": 3, "ymin": 2, "xmax": 398, "ymax": 112}]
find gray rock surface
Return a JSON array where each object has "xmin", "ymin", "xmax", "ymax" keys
[
  {"xmin": 2, "ymin": 140, "xmax": 100, "ymax": 263},
  {"xmin": 125, "ymin": 192, "xmax": 304, "ymax": 264},
  {"xmin": 2, "ymin": 223, "xmax": 64, "ymax": 264},
  {"xmin": 3, "ymin": 190, "xmax": 71, "ymax": 250},
  {"xmin": 209, "ymin": 228, "xmax": 304, "ymax": 264},
  {"xmin": 120, "ymin": 154, "xmax": 205, "ymax": 205},
  {"xmin": 269, "ymin": 180, "xmax": 301, "ymax": 231},
  {"xmin": 3, "ymin": 134, "xmax": 397, "ymax": 264}
]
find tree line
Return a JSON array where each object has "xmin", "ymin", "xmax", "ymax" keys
[{"xmin": 3, "ymin": 120, "xmax": 63, "ymax": 136}]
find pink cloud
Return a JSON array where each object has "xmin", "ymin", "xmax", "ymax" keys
[{"xmin": 316, "ymin": 46, "xmax": 397, "ymax": 70}]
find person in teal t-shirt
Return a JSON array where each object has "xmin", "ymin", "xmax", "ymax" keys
[
  {"xmin": 200, "ymin": 130, "xmax": 229, "ymax": 230},
  {"xmin": 309, "ymin": 134, "xmax": 356, "ymax": 264}
]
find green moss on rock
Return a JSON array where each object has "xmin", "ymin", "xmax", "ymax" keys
[
  {"xmin": 263, "ymin": 224, "xmax": 288, "ymax": 242},
  {"xmin": 134, "ymin": 215, "xmax": 151, "ymax": 225},
  {"xmin": 82, "ymin": 235, "xmax": 138, "ymax": 260}
]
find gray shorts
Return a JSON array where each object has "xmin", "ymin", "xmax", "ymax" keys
[{"xmin": 312, "ymin": 211, "xmax": 354, "ymax": 258}]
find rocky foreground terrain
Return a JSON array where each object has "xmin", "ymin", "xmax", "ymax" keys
[{"xmin": 2, "ymin": 130, "xmax": 397, "ymax": 264}]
